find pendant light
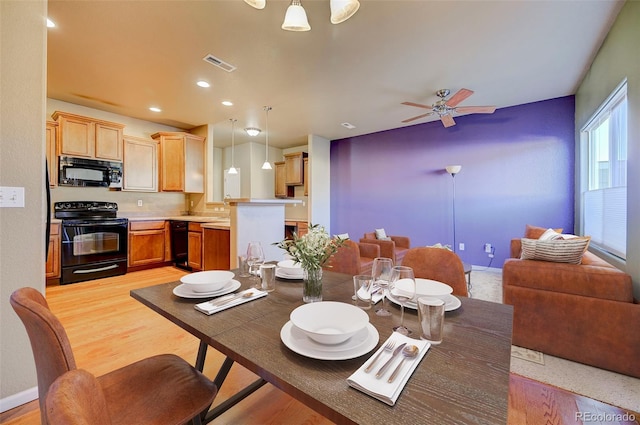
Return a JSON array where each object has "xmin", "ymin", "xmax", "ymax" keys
[
  {"xmin": 228, "ymin": 119, "xmax": 238, "ymax": 175},
  {"xmin": 244, "ymin": 0, "xmax": 266, "ymax": 9},
  {"xmin": 262, "ymin": 106, "xmax": 273, "ymax": 170},
  {"xmin": 330, "ymin": 0, "xmax": 360, "ymax": 24},
  {"xmin": 282, "ymin": 0, "xmax": 310, "ymax": 32}
]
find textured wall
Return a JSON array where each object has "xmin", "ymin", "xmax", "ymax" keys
[{"xmin": 331, "ymin": 96, "xmax": 575, "ymax": 267}]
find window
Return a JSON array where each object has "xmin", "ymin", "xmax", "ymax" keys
[{"xmin": 581, "ymin": 80, "xmax": 627, "ymax": 259}]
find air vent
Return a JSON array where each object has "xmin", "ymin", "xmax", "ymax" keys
[{"xmin": 203, "ymin": 54, "xmax": 236, "ymax": 72}]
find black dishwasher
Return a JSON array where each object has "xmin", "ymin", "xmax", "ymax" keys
[{"xmin": 170, "ymin": 220, "xmax": 190, "ymax": 270}]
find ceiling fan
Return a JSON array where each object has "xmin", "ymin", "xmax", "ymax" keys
[{"xmin": 401, "ymin": 88, "xmax": 496, "ymax": 128}]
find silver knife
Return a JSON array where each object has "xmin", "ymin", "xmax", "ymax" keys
[
  {"xmin": 208, "ymin": 290, "xmax": 253, "ymax": 307},
  {"xmin": 375, "ymin": 342, "xmax": 406, "ymax": 378}
]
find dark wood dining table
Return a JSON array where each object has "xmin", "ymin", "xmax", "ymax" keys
[{"xmin": 130, "ymin": 270, "xmax": 513, "ymax": 424}]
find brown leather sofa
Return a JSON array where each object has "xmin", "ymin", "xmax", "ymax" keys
[
  {"xmin": 503, "ymin": 236, "xmax": 640, "ymax": 378},
  {"xmin": 360, "ymin": 232, "xmax": 410, "ymax": 264}
]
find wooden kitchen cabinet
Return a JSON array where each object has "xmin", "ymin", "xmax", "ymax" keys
[
  {"xmin": 152, "ymin": 132, "xmax": 205, "ymax": 193},
  {"xmin": 46, "ymin": 222, "xmax": 61, "ymax": 281},
  {"xmin": 128, "ymin": 221, "xmax": 167, "ymax": 268},
  {"xmin": 274, "ymin": 161, "xmax": 293, "ymax": 198},
  {"xmin": 46, "ymin": 121, "xmax": 58, "ymax": 188},
  {"xmin": 203, "ymin": 228, "xmax": 230, "ymax": 270},
  {"xmin": 123, "ymin": 135, "xmax": 158, "ymax": 192},
  {"xmin": 188, "ymin": 222, "xmax": 203, "ymax": 271},
  {"xmin": 303, "ymin": 157, "xmax": 309, "ymax": 196},
  {"xmin": 284, "ymin": 152, "xmax": 308, "ymax": 185},
  {"xmin": 52, "ymin": 111, "xmax": 124, "ymax": 161}
]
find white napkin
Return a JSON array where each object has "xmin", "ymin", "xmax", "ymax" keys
[
  {"xmin": 347, "ymin": 332, "xmax": 430, "ymax": 406},
  {"xmin": 194, "ymin": 289, "xmax": 268, "ymax": 315}
]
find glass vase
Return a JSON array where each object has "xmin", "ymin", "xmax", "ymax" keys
[{"xmin": 303, "ymin": 267, "xmax": 323, "ymax": 303}]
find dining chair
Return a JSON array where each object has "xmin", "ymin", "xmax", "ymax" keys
[
  {"xmin": 400, "ymin": 247, "xmax": 468, "ymax": 296},
  {"xmin": 10, "ymin": 287, "xmax": 217, "ymax": 425},
  {"xmin": 324, "ymin": 239, "xmax": 380, "ymax": 275}
]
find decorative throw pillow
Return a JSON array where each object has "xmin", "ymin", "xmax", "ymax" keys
[
  {"xmin": 539, "ymin": 228, "xmax": 563, "ymax": 241},
  {"xmin": 520, "ymin": 237, "xmax": 591, "ymax": 264},
  {"xmin": 524, "ymin": 224, "xmax": 564, "ymax": 239},
  {"xmin": 375, "ymin": 228, "xmax": 388, "ymax": 240},
  {"xmin": 337, "ymin": 233, "xmax": 350, "ymax": 239}
]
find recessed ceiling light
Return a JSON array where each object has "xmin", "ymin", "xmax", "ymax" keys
[
  {"xmin": 46, "ymin": 18, "xmax": 56, "ymax": 28},
  {"xmin": 222, "ymin": 101, "xmax": 233, "ymax": 106},
  {"xmin": 149, "ymin": 107, "xmax": 162, "ymax": 112},
  {"xmin": 197, "ymin": 80, "xmax": 210, "ymax": 88},
  {"xmin": 341, "ymin": 122, "xmax": 356, "ymax": 129}
]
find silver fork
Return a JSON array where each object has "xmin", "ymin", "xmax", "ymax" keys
[{"xmin": 364, "ymin": 340, "xmax": 395, "ymax": 373}]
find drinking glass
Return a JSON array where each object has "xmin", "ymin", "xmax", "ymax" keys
[
  {"xmin": 371, "ymin": 257, "xmax": 394, "ymax": 317},
  {"xmin": 246, "ymin": 242, "xmax": 265, "ymax": 286},
  {"xmin": 389, "ymin": 265, "xmax": 416, "ymax": 335}
]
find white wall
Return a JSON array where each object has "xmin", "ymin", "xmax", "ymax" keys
[
  {"xmin": 575, "ymin": 1, "xmax": 640, "ymax": 298},
  {"xmin": 0, "ymin": 0, "xmax": 47, "ymax": 408},
  {"xmin": 308, "ymin": 135, "xmax": 331, "ymax": 233}
]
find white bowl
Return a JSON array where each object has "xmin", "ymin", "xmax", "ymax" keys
[
  {"xmin": 180, "ymin": 270, "xmax": 235, "ymax": 293},
  {"xmin": 277, "ymin": 260, "xmax": 304, "ymax": 277},
  {"xmin": 415, "ymin": 278, "xmax": 453, "ymax": 301},
  {"xmin": 290, "ymin": 301, "xmax": 369, "ymax": 345}
]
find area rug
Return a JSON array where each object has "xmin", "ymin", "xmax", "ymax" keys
[{"xmin": 469, "ymin": 267, "xmax": 640, "ymax": 413}]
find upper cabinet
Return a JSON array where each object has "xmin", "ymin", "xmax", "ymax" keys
[
  {"xmin": 52, "ymin": 111, "xmax": 125, "ymax": 161},
  {"xmin": 152, "ymin": 132, "xmax": 205, "ymax": 193},
  {"xmin": 304, "ymin": 157, "xmax": 309, "ymax": 196},
  {"xmin": 274, "ymin": 161, "xmax": 292, "ymax": 198},
  {"xmin": 46, "ymin": 121, "xmax": 58, "ymax": 188},
  {"xmin": 123, "ymin": 135, "xmax": 158, "ymax": 192},
  {"xmin": 284, "ymin": 152, "xmax": 308, "ymax": 185}
]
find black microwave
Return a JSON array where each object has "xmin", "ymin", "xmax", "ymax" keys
[{"xmin": 58, "ymin": 156, "xmax": 123, "ymax": 188}]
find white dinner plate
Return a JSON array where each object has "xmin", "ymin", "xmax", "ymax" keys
[
  {"xmin": 276, "ymin": 270, "xmax": 303, "ymax": 280},
  {"xmin": 387, "ymin": 293, "xmax": 462, "ymax": 312},
  {"xmin": 173, "ymin": 279, "xmax": 241, "ymax": 299},
  {"xmin": 280, "ymin": 321, "xmax": 379, "ymax": 360}
]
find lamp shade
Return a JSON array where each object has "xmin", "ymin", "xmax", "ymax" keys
[
  {"xmin": 445, "ymin": 165, "xmax": 462, "ymax": 176},
  {"xmin": 330, "ymin": 0, "xmax": 360, "ymax": 24},
  {"xmin": 282, "ymin": 0, "xmax": 310, "ymax": 31},
  {"xmin": 244, "ymin": 0, "xmax": 266, "ymax": 9}
]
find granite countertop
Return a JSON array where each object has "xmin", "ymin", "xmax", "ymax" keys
[{"xmin": 122, "ymin": 215, "xmax": 231, "ymax": 229}]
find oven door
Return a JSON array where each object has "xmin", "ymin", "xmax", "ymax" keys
[{"xmin": 60, "ymin": 219, "xmax": 128, "ymax": 267}]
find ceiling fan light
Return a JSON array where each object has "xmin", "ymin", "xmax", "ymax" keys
[
  {"xmin": 282, "ymin": 0, "xmax": 310, "ymax": 31},
  {"xmin": 244, "ymin": 0, "xmax": 266, "ymax": 9},
  {"xmin": 245, "ymin": 127, "xmax": 261, "ymax": 137},
  {"xmin": 330, "ymin": 0, "xmax": 360, "ymax": 24}
]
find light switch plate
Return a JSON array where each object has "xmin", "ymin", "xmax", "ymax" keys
[{"xmin": 0, "ymin": 186, "xmax": 25, "ymax": 208}]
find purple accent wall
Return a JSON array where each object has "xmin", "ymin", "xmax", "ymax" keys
[{"xmin": 330, "ymin": 96, "xmax": 575, "ymax": 267}]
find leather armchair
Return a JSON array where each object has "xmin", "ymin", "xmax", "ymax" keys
[
  {"xmin": 360, "ymin": 232, "xmax": 410, "ymax": 264},
  {"xmin": 324, "ymin": 239, "xmax": 380, "ymax": 275}
]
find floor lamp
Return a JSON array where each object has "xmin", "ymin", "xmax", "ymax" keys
[{"xmin": 445, "ymin": 165, "xmax": 462, "ymax": 252}]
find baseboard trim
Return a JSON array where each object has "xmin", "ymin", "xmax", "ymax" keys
[{"xmin": 0, "ymin": 386, "xmax": 38, "ymax": 413}]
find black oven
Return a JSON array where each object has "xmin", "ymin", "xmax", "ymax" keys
[{"xmin": 55, "ymin": 202, "xmax": 128, "ymax": 284}]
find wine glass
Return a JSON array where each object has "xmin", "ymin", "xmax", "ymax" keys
[
  {"xmin": 371, "ymin": 257, "xmax": 394, "ymax": 317},
  {"xmin": 389, "ymin": 266, "xmax": 416, "ymax": 335},
  {"xmin": 246, "ymin": 242, "xmax": 265, "ymax": 286}
]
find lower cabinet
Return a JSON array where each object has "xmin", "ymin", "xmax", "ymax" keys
[
  {"xmin": 129, "ymin": 221, "xmax": 168, "ymax": 268},
  {"xmin": 46, "ymin": 222, "xmax": 61, "ymax": 282},
  {"xmin": 203, "ymin": 228, "xmax": 230, "ymax": 270},
  {"xmin": 188, "ymin": 223, "xmax": 203, "ymax": 271}
]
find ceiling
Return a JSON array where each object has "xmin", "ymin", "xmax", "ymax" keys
[{"xmin": 46, "ymin": 0, "xmax": 624, "ymax": 149}]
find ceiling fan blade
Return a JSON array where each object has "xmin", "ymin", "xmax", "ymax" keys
[
  {"xmin": 402, "ymin": 112, "xmax": 433, "ymax": 123},
  {"xmin": 455, "ymin": 106, "xmax": 496, "ymax": 114},
  {"xmin": 441, "ymin": 114, "xmax": 456, "ymax": 127},
  {"xmin": 445, "ymin": 88, "xmax": 474, "ymax": 107},
  {"xmin": 401, "ymin": 101, "xmax": 431, "ymax": 110}
]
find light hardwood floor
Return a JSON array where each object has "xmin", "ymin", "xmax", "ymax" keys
[{"xmin": 2, "ymin": 267, "xmax": 638, "ymax": 425}]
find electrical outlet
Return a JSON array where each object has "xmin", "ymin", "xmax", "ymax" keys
[
  {"xmin": 190, "ymin": 200, "xmax": 194, "ymax": 207},
  {"xmin": 459, "ymin": 243, "xmax": 465, "ymax": 251},
  {"xmin": 137, "ymin": 200, "xmax": 143, "ymax": 207},
  {"xmin": 484, "ymin": 243, "xmax": 492, "ymax": 253}
]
